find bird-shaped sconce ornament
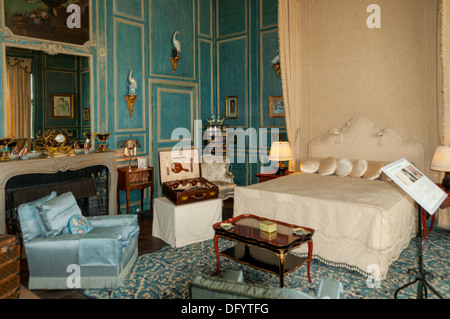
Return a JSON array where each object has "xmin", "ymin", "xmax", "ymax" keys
[
  {"xmin": 171, "ymin": 31, "xmax": 181, "ymax": 73},
  {"xmin": 128, "ymin": 70, "xmax": 137, "ymax": 95},
  {"xmin": 125, "ymin": 69, "xmax": 138, "ymax": 117}
]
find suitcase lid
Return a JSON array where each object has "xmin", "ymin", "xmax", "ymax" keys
[{"xmin": 158, "ymin": 149, "xmax": 201, "ymax": 184}]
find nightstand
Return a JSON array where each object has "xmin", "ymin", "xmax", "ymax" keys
[
  {"xmin": 256, "ymin": 171, "xmax": 295, "ymax": 183},
  {"xmin": 117, "ymin": 166, "xmax": 154, "ymax": 214}
]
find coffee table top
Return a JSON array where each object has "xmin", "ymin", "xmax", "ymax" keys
[{"xmin": 213, "ymin": 214, "xmax": 314, "ymax": 250}]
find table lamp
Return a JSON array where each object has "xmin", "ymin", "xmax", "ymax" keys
[
  {"xmin": 431, "ymin": 146, "xmax": 450, "ymax": 191},
  {"xmin": 269, "ymin": 141, "xmax": 293, "ymax": 175},
  {"xmin": 120, "ymin": 136, "xmax": 141, "ymax": 171}
]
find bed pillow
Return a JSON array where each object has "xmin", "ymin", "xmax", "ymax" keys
[
  {"xmin": 363, "ymin": 161, "xmax": 388, "ymax": 180},
  {"xmin": 300, "ymin": 158, "xmax": 321, "ymax": 173},
  {"xmin": 349, "ymin": 159, "xmax": 368, "ymax": 178},
  {"xmin": 318, "ymin": 157, "xmax": 337, "ymax": 176},
  {"xmin": 335, "ymin": 158, "xmax": 353, "ymax": 177}
]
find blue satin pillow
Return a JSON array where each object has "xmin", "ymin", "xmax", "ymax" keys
[
  {"xmin": 36, "ymin": 192, "xmax": 82, "ymax": 238},
  {"xmin": 17, "ymin": 191, "xmax": 58, "ymax": 242},
  {"xmin": 69, "ymin": 215, "xmax": 94, "ymax": 234}
]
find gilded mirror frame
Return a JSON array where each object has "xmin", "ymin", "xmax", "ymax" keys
[{"xmin": 0, "ymin": 0, "xmax": 95, "ymax": 151}]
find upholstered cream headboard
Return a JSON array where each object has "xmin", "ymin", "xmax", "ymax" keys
[{"xmin": 309, "ymin": 116, "xmax": 425, "ymax": 172}]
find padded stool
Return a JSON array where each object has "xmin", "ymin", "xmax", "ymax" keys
[{"xmin": 152, "ymin": 197, "xmax": 222, "ymax": 248}]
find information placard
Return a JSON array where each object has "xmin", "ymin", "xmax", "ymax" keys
[{"xmin": 382, "ymin": 158, "xmax": 447, "ymax": 215}]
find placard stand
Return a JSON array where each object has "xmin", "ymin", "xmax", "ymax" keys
[
  {"xmin": 394, "ymin": 205, "xmax": 444, "ymax": 299},
  {"xmin": 382, "ymin": 159, "xmax": 446, "ymax": 299}
]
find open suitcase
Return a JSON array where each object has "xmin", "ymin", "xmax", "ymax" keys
[{"xmin": 158, "ymin": 149, "xmax": 219, "ymax": 205}]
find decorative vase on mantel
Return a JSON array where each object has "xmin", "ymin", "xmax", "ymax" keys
[
  {"xmin": 94, "ymin": 132, "xmax": 112, "ymax": 152},
  {"xmin": 0, "ymin": 138, "xmax": 14, "ymax": 162}
]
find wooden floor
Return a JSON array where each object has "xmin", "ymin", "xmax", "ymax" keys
[{"xmin": 19, "ymin": 199, "xmax": 234, "ymax": 299}]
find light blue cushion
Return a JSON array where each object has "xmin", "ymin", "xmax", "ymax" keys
[
  {"xmin": 190, "ymin": 274, "xmax": 315, "ymax": 299},
  {"xmin": 69, "ymin": 215, "xmax": 94, "ymax": 234},
  {"xmin": 87, "ymin": 225, "xmax": 140, "ymax": 248},
  {"xmin": 316, "ymin": 277, "xmax": 345, "ymax": 299},
  {"xmin": 36, "ymin": 192, "xmax": 82, "ymax": 238},
  {"xmin": 18, "ymin": 191, "xmax": 57, "ymax": 242}
]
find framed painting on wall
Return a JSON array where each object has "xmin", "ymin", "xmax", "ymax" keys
[
  {"xmin": 83, "ymin": 108, "xmax": 90, "ymax": 121},
  {"xmin": 2, "ymin": 0, "xmax": 90, "ymax": 46},
  {"xmin": 226, "ymin": 96, "xmax": 238, "ymax": 119},
  {"xmin": 51, "ymin": 94, "xmax": 74, "ymax": 119},
  {"xmin": 269, "ymin": 96, "xmax": 285, "ymax": 118}
]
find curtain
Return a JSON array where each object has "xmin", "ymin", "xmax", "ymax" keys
[
  {"xmin": 6, "ymin": 56, "xmax": 32, "ymax": 146},
  {"xmin": 437, "ymin": 0, "xmax": 450, "ymax": 229},
  {"xmin": 278, "ymin": 0, "xmax": 302, "ymax": 171}
]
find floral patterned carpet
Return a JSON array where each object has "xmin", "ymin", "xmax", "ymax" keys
[{"xmin": 84, "ymin": 227, "xmax": 449, "ymax": 299}]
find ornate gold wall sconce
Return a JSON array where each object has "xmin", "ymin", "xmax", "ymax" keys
[
  {"xmin": 272, "ymin": 62, "xmax": 281, "ymax": 78},
  {"xmin": 271, "ymin": 53, "xmax": 281, "ymax": 78},
  {"xmin": 170, "ymin": 56, "xmax": 180, "ymax": 74},
  {"xmin": 171, "ymin": 31, "xmax": 181, "ymax": 73},
  {"xmin": 125, "ymin": 94, "xmax": 137, "ymax": 117}
]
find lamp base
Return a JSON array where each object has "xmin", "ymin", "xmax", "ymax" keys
[
  {"xmin": 442, "ymin": 172, "xmax": 450, "ymax": 191},
  {"xmin": 274, "ymin": 162, "xmax": 288, "ymax": 175}
]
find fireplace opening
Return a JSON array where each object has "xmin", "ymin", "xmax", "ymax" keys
[{"xmin": 5, "ymin": 165, "xmax": 109, "ymax": 235}]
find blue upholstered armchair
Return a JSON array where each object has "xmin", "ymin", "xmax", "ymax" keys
[
  {"xmin": 18, "ymin": 191, "xmax": 139, "ymax": 290},
  {"xmin": 190, "ymin": 270, "xmax": 344, "ymax": 299}
]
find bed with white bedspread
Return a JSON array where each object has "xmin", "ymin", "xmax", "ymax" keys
[{"xmin": 234, "ymin": 117, "xmax": 423, "ymax": 279}]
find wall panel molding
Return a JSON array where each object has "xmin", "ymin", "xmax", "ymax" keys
[
  {"xmin": 113, "ymin": 0, "xmax": 145, "ymax": 21},
  {"xmin": 113, "ymin": 17, "xmax": 146, "ymax": 132}
]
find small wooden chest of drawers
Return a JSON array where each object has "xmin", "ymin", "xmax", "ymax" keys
[{"xmin": 0, "ymin": 235, "xmax": 20, "ymax": 299}]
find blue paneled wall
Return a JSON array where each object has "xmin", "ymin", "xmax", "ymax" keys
[{"xmin": 0, "ymin": 0, "xmax": 282, "ymax": 213}]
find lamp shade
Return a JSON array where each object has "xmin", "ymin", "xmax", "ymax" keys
[
  {"xmin": 269, "ymin": 142, "xmax": 293, "ymax": 161},
  {"xmin": 431, "ymin": 146, "xmax": 450, "ymax": 172},
  {"xmin": 119, "ymin": 139, "xmax": 141, "ymax": 149}
]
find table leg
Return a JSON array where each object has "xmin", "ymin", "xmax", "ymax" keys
[
  {"xmin": 214, "ymin": 235, "xmax": 220, "ymax": 276},
  {"xmin": 307, "ymin": 241, "xmax": 313, "ymax": 283},
  {"xmin": 140, "ymin": 189, "xmax": 144, "ymax": 212},
  {"xmin": 126, "ymin": 190, "xmax": 130, "ymax": 214},
  {"xmin": 278, "ymin": 254, "xmax": 286, "ymax": 288},
  {"xmin": 430, "ymin": 214, "xmax": 436, "ymax": 233},
  {"xmin": 117, "ymin": 189, "xmax": 121, "ymax": 213},
  {"xmin": 150, "ymin": 185, "xmax": 154, "ymax": 211}
]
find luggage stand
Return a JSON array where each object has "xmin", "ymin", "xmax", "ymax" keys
[{"xmin": 152, "ymin": 197, "xmax": 222, "ymax": 248}]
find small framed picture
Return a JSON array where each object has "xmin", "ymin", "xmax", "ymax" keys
[
  {"xmin": 226, "ymin": 96, "xmax": 238, "ymax": 119},
  {"xmin": 83, "ymin": 108, "xmax": 90, "ymax": 122},
  {"xmin": 138, "ymin": 157, "xmax": 147, "ymax": 169},
  {"xmin": 269, "ymin": 96, "xmax": 285, "ymax": 118},
  {"xmin": 51, "ymin": 94, "xmax": 74, "ymax": 119}
]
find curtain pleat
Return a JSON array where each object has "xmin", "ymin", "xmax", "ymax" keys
[
  {"xmin": 437, "ymin": 0, "xmax": 450, "ymax": 229},
  {"xmin": 278, "ymin": 0, "xmax": 302, "ymax": 171},
  {"xmin": 5, "ymin": 57, "xmax": 32, "ymax": 146}
]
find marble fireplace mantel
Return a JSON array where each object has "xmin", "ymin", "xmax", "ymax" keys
[{"xmin": 0, "ymin": 152, "xmax": 118, "ymax": 234}]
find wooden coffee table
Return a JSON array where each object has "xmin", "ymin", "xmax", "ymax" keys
[{"xmin": 213, "ymin": 214, "xmax": 314, "ymax": 287}]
